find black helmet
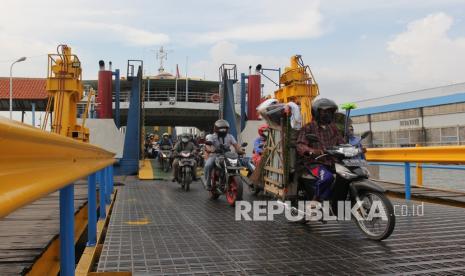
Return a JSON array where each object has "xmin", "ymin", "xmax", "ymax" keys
[{"xmin": 311, "ymin": 98, "xmax": 338, "ymax": 122}]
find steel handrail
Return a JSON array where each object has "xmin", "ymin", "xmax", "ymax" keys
[
  {"xmin": 366, "ymin": 146, "xmax": 465, "ymax": 163},
  {"xmin": 365, "ymin": 146, "xmax": 465, "ymax": 199},
  {"xmin": 117, "ymin": 90, "xmax": 218, "ymax": 103},
  {"xmin": 0, "ymin": 117, "xmax": 115, "ymax": 218}
]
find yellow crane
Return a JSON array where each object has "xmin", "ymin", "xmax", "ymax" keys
[
  {"xmin": 274, "ymin": 55, "xmax": 319, "ymax": 124},
  {"xmin": 43, "ymin": 44, "xmax": 89, "ymax": 142}
]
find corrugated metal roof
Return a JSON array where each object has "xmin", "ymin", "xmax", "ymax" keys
[
  {"xmin": 0, "ymin": 78, "xmax": 47, "ymax": 100},
  {"xmin": 351, "ymin": 93, "xmax": 465, "ymax": 116},
  {"xmin": 353, "ymin": 82, "xmax": 465, "ymax": 109}
]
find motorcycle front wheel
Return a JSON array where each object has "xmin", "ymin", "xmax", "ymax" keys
[
  {"xmin": 163, "ymin": 160, "xmax": 170, "ymax": 172},
  {"xmin": 209, "ymin": 170, "xmax": 220, "ymax": 200},
  {"xmin": 183, "ymin": 168, "xmax": 191, "ymax": 192},
  {"xmin": 353, "ymin": 191, "xmax": 396, "ymax": 241},
  {"xmin": 226, "ymin": 175, "xmax": 243, "ymax": 207}
]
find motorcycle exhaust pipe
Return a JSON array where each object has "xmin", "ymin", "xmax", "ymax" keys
[{"xmin": 276, "ymin": 200, "xmax": 308, "ymax": 217}]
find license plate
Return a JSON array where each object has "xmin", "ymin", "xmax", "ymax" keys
[{"xmin": 343, "ymin": 159, "xmax": 368, "ymax": 167}]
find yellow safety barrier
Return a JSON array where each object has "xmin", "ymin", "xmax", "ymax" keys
[
  {"xmin": 366, "ymin": 146, "xmax": 465, "ymax": 163},
  {"xmin": 0, "ymin": 117, "xmax": 115, "ymax": 218},
  {"xmin": 366, "ymin": 145, "xmax": 465, "ymax": 200}
]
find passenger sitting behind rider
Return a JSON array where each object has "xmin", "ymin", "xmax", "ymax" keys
[
  {"xmin": 296, "ymin": 98, "xmax": 344, "ymax": 201},
  {"xmin": 203, "ymin": 119, "xmax": 244, "ymax": 190},
  {"xmin": 172, "ymin": 133, "xmax": 198, "ymax": 182},
  {"xmin": 252, "ymin": 123, "xmax": 269, "ymax": 166},
  {"xmin": 203, "ymin": 134, "xmax": 215, "ymax": 160}
]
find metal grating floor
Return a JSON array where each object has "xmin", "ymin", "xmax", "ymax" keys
[{"xmin": 97, "ymin": 178, "xmax": 465, "ymax": 275}]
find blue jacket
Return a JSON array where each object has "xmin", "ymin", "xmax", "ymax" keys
[
  {"xmin": 253, "ymin": 137, "xmax": 266, "ymax": 154},
  {"xmin": 349, "ymin": 136, "xmax": 365, "ymax": 159}
]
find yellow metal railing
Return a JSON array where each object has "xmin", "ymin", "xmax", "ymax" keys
[
  {"xmin": 0, "ymin": 117, "xmax": 115, "ymax": 218},
  {"xmin": 365, "ymin": 146, "xmax": 465, "ymax": 199}
]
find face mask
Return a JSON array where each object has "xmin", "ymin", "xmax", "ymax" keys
[
  {"xmin": 262, "ymin": 131, "xmax": 269, "ymax": 137},
  {"xmin": 181, "ymin": 138, "xmax": 189, "ymax": 143},
  {"xmin": 319, "ymin": 113, "xmax": 333, "ymax": 125}
]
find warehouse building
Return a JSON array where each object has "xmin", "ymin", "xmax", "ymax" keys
[{"xmin": 351, "ymin": 82, "xmax": 465, "ymax": 147}]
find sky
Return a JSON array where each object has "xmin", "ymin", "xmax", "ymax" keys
[{"xmin": 1, "ymin": 0, "xmax": 465, "ymax": 103}]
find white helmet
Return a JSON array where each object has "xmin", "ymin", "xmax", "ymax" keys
[{"xmin": 206, "ymin": 134, "xmax": 214, "ymax": 142}]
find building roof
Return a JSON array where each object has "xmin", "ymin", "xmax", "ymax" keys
[
  {"xmin": 0, "ymin": 77, "xmax": 47, "ymax": 99},
  {"xmin": 351, "ymin": 93, "xmax": 465, "ymax": 116},
  {"xmin": 351, "ymin": 82, "xmax": 465, "ymax": 116}
]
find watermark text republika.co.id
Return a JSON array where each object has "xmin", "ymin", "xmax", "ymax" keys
[{"xmin": 235, "ymin": 201, "xmax": 424, "ymax": 222}]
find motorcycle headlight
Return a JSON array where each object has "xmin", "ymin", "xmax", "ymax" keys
[
  {"xmin": 341, "ymin": 147, "xmax": 360, "ymax": 158},
  {"xmin": 227, "ymin": 158, "xmax": 238, "ymax": 166}
]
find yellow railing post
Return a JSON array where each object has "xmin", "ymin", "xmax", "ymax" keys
[{"xmin": 416, "ymin": 144, "xmax": 423, "ymax": 187}]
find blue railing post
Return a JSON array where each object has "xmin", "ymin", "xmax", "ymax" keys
[
  {"xmin": 98, "ymin": 170, "xmax": 106, "ymax": 220},
  {"xmin": 87, "ymin": 173, "xmax": 97, "ymax": 246},
  {"xmin": 109, "ymin": 165, "xmax": 114, "ymax": 194},
  {"xmin": 105, "ymin": 167, "xmax": 111, "ymax": 204},
  {"xmin": 59, "ymin": 184, "xmax": 75, "ymax": 276},
  {"xmin": 404, "ymin": 162, "xmax": 411, "ymax": 200}
]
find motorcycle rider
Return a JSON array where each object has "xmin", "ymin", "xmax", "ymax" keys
[
  {"xmin": 203, "ymin": 119, "xmax": 244, "ymax": 190},
  {"xmin": 348, "ymin": 125, "xmax": 366, "ymax": 159},
  {"xmin": 296, "ymin": 98, "xmax": 344, "ymax": 200},
  {"xmin": 172, "ymin": 133, "xmax": 198, "ymax": 182},
  {"xmin": 158, "ymin": 132, "xmax": 173, "ymax": 148},
  {"xmin": 252, "ymin": 123, "xmax": 269, "ymax": 166}
]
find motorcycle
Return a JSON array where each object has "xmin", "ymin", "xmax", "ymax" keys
[
  {"xmin": 176, "ymin": 151, "xmax": 196, "ymax": 191},
  {"xmin": 287, "ymin": 133, "xmax": 395, "ymax": 241},
  {"xmin": 147, "ymin": 142, "xmax": 159, "ymax": 159},
  {"xmin": 207, "ymin": 142, "xmax": 248, "ymax": 206},
  {"xmin": 159, "ymin": 145, "xmax": 173, "ymax": 172},
  {"xmin": 196, "ymin": 144, "xmax": 206, "ymax": 168}
]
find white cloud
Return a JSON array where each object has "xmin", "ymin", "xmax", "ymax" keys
[
  {"xmin": 0, "ymin": 1, "xmax": 169, "ymax": 77},
  {"xmin": 387, "ymin": 12, "xmax": 465, "ymax": 84},
  {"xmin": 74, "ymin": 22, "xmax": 170, "ymax": 46},
  {"xmin": 193, "ymin": 0, "xmax": 323, "ymax": 43}
]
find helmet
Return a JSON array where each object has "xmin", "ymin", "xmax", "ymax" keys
[
  {"xmin": 311, "ymin": 98, "xmax": 338, "ymax": 123},
  {"xmin": 181, "ymin": 133, "xmax": 190, "ymax": 143},
  {"xmin": 148, "ymin": 133, "xmax": 154, "ymax": 138},
  {"xmin": 258, "ymin": 123, "xmax": 269, "ymax": 137},
  {"xmin": 162, "ymin": 132, "xmax": 169, "ymax": 137},
  {"xmin": 214, "ymin": 119, "xmax": 230, "ymax": 134},
  {"xmin": 205, "ymin": 134, "xmax": 214, "ymax": 142},
  {"xmin": 214, "ymin": 119, "xmax": 230, "ymax": 129}
]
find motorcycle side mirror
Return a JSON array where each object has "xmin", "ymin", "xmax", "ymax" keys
[
  {"xmin": 361, "ymin": 131, "xmax": 372, "ymax": 140},
  {"xmin": 241, "ymin": 142, "xmax": 248, "ymax": 147},
  {"xmin": 306, "ymin": 134, "xmax": 319, "ymax": 143}
]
